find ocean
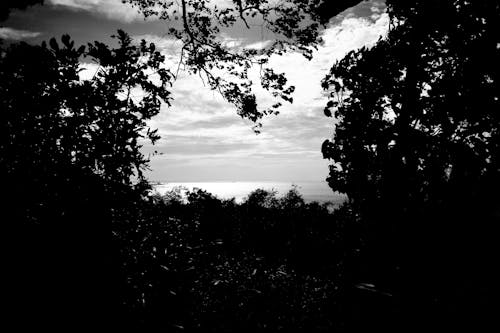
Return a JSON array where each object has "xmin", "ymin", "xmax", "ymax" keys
[{"xmin": 152, "ymin": 181, "xmax": 347, "ymax": 206}]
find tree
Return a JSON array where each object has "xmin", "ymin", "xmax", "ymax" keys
[
  {"xmin": 1, "ymin": 30, "xmax": 173, "ymax": 329},
  {"xmin": 1, "ymin": 29, "xmax": 172, "ymax": 220},
  {"xmin": 321, "ymin": 0, "xmax": 500, "ymax": 329},
  {"xmin": 124, "ymin": 0, "xmax": 361, "ymax": 131}
]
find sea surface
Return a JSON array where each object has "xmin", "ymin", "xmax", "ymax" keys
[{"xmin": 152, "ymin": 181, "xmax": 347, "ymax": 206}]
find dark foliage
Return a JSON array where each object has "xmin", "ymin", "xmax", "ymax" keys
[
  {"xmin": 1, "ymin": 31, "xmax": 172, "ymax": 329},
  {"xmin": 118, "ymin": 187, "xmax": 357, "ymax": 331},
  {"xmin": 322, "ymin": 0, "xmax": 500, "ymax": 330}
]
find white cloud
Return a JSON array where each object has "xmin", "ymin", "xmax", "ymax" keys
[
  {"xmin": 0, "ymin": 27, "xmax": 41, "ymax": 40},
  {"xmin": 47, "ymin": 0, "xmax": 144, "ymax": 22},
  {"xmin": 48, "ymin": 0, "xmax": 96, "ymax": 10},
  {"xmin": 235, "ymin": 10, "xmax": 390, "ymax": 132},
  {"xmin": 245, "ymin": 40, "xmax": 273, "ymax": 50},
  {"xmin": 137, "ymin": 2, "xmax": 391, "ymax": 182},
  {"xmin": 46, "ymin": 0, "xmax": 236, "ymax": 23}
]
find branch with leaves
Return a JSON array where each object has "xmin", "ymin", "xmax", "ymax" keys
[{"xmin": 123, "ymin": 0, "xmax": 360, "ymax": 131}]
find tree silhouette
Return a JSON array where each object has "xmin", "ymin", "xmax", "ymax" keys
[
  {"xmin": 321, "ymin": 1, "xmax": 500, "ymax": 329},
  {"xmin": 1, "ymin": 31, "xmax": 173, "ymax": 329}
]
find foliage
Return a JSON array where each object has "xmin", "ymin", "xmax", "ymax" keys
[
  {"xmin": 123, "ymin": 0, "xmax": 361, "ymax": 130},
  {"xmin": 116, "ymin": 187, "xmax": 355, "ymax": 331},
  {"xmin": 321, "ymin": 0, "xmax": 500, "ymax": 329},
  {"xmin": 323, "ymin": 1, "xmax": 499, "ymax": 206},
  {"xmin": 1, "ymin": 30, "xmax": 173, "ymax": 219},
  {"xmin": 0, "ymin": 31, "xmax": 173, "ymax": 328}
]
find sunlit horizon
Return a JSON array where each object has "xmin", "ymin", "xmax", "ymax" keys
[{"xmin": 153, "ymin": 180, "xmax": 347, "ymax": 205}]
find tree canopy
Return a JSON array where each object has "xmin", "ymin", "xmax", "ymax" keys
[
  {"xmin": 123, "ymin": 0, "xmax": 362, "ymax": 130},
  {"xmin": 1, "ymin": 30, "xmax": 173, "ymax": 219},
  {"xmin": 1, "ymin": 29, "xmax": 174, "ymax": 328},
  {"xmin": 321, "ymin": 1, "xmax": 499, "ymax": 329}
]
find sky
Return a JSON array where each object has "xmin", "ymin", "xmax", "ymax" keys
[{"xmin": 1, "ymin": 0, "xmax": 389, "ymax": 183}]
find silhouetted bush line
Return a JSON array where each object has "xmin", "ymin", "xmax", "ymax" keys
[{"xmin": 115, "ymin": 187, "xmax": 360, "ymax": 331}]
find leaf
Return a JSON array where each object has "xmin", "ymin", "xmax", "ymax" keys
[
  {"xmin": 324, "ymin": 107, "xmax": 332, "ymax": 117},
  {"xmin": 61, "ymin": 34, "xmax": 73, "ymax": 49},
  {"xmin": 49, "ymin": 38, "xmax": 59, "ymax": 52}
]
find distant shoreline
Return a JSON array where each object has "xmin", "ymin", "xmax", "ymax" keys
[{"xmin": 151, "ymin": 181, "xmax": 347, "ymax": 205}]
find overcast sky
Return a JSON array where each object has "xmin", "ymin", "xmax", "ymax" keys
[{"xmin": 2, "ymin": 0, "xmax": 388, "ymax": 182}]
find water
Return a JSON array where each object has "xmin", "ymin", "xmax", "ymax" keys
[{"xmin": 152, "ymin": 181, "xmax": 347, "ymax": 205}]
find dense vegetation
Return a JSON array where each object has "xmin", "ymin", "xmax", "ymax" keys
[
  {"xmin": 321, "ymin": 1, "xmax": 499, "ymax": 330},
  {"xmin": 116, "ymin": 187, "xmax": 357, "ymax": 331},
  {"xmin": 1, "ymin": 30, "xmax": 172, "ymax": 329},
  {"xmin": 1, "ymin": 0, "xmax": 499, "ymax": 331}
]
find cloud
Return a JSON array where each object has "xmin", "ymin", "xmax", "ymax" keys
[
  {"xmin": 137, "ymin": 1, "xmax": 390, "ymax": 182},
  {"xmin": 244, "ymin": 40, "xmax": 273, "ymax": 50},
  {"xmin": 262, "ymin": 11, "xmax": 390, "ymax": 110},
  {"xmin": 48, "ymin": 0, "xmax": 95, "ymax": 10},
  {"xmin": 46, "ymin": 0, "xmax": 235, "ymax": 23},
  {"xmin": 47, "ymin": 0, "xmax": 144, "ymax": 22},
  {"xmin": 0, "ymin": 27, "xmax": 41, "ymax": 40}
]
